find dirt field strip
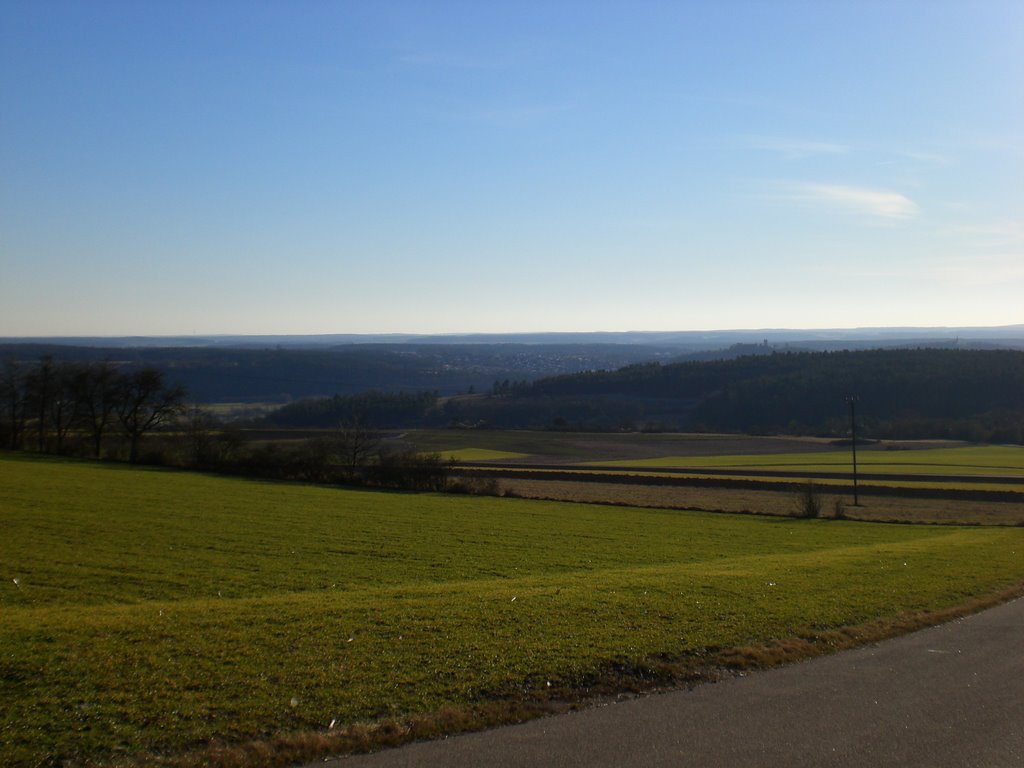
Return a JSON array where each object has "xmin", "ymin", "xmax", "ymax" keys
[{"xmin": 489, "ymin": 477, "xmax": 1024, "ymax": 526}]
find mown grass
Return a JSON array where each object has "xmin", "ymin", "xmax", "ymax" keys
[
  {"xmin": 596, "ymin": 445, "xmax": 1024, "ymax": 475},
  {"xmin": 581, "ymin": 445, "xmax": 1024, "ymax": 492},
  {"xmin": 437, "ymin": 448, "xmax": 530, "ymax": 462},
  {"xmin": 401, "ymin": 429, "xmax": 839, "ymax": 462},
  {"xmin": 3, "ymin": 452, "xmax": 1024, "ymax": 767}
]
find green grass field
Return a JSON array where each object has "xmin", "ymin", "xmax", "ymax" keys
[
  {"xmin": 593, "ymin": 445, "xmax": 1024, "ymax": 475},
  {"xmin": 398, "ymin": 429, "xmax": 842, "ymax": 463},
  {"xmin": 582, "ymin": 445, "xmax": 1024, "ymax": 493},
  {"xmin": 405, "ymin": 431, "xmax": 1023, "ymax": 480},
  {"xmin": 436, "ymin": 447, "xmax": 530, "ymax": 462},
  {"xmin": 3, "ymin": 452, "xmax": 1024, "ymax": 766}
]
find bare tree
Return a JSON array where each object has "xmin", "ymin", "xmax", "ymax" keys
[
  {"xmin": 25, "ymin": 356, "xmax": 56, "ymax": 452},
  {"xmin": 184, "ymin": 405, "xmax": 218, "ymax": 466},
  {"xmin": 334, "ymin": 413, "xmax": 381, "ymax": 481},
  {"xmin": 47, "ymin": 362, "xmax": 82, "ymax": 454},
  {"xmin": 0, "ymin": 359, "xmax": 29, "ymax": 450},
  {"xmin": 72, "ymin": 361, "xmax": 120, "ymax": 458},
  {"xmin": 116, "ymin": 368, "xmax": 187, "ymax": 463}
]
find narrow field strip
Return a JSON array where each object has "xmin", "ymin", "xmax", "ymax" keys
[
  {"xmin": 593, "ymin": 445, "xmax": 1024, "ymax": 475},
  {"xmin": 457, "ymin": 465, "xmax": 1024, "ymax": 495},
  {"xmin": 438, "ymin": 448, "xmax": 531, "ymax": 462}
]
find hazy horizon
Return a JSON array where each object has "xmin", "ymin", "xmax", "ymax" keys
[
  {"xmin": 2, "ymin": 2, "xmax": 1021, "ymax": 336},
  {"xmin": 4, "ymin": 322, "xmax": 1023, "ymax": 345}
]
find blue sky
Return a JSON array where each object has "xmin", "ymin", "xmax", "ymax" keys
[{"xmin": 2, "ymin": 0, "xmax": 1021, "ymax": 336}]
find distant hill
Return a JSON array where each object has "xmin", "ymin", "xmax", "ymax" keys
[
  {"xmin": 0, "ymin": 342, "xmax": 679, "ymax": 402},
  {"xmin": 439, "ymin": 348, "xmax": 1024, "ymax": 442},
  {"xmin": 3, "ymin": 328, "xmax": 1023, "ymax": 433},
  {"xmin": 2, "ymin": 324, "xmax": 1023, "ymax": 350}
]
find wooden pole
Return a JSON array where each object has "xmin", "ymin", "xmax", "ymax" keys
[{"xmin": 848, "ymin": 395, "xmax": 859, "ymax": 506}]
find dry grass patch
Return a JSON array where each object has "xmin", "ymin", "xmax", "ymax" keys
[{"xmin": 496, "ymin": 477, "xmax": 1024, "ymax": 525}]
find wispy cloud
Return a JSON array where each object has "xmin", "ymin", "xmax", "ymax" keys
[
  {"xmin": 772, "ymin": 182, "xmax": 919, "ymax": 221},
  {"xmin": 747, "ymin": 136, "xmax": 956, "ymax": 168},
  {"xmin": 938, "ymin": 221, "xmax": 1024, "ymax": 248},
  {"xmin": 963, "ymin": 133, "xmax": 1024, "ymax": 160},
  {"xmin": 934, "ymin": 253, "xmax": 1024, "ymax": 287},
  {"xmin": 895, "ymin": 149, "xmax": 953, "ymax": 166},
  {"xmin": 746, "ymin": 136, "xmax": 850, "ymax": 160}
]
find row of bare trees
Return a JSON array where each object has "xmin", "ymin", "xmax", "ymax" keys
[
  {"xmin": 2, "ymin": 357, "xmax": 454, "ymax": 491},
  {"xmin": 1, "ymin": 357, "xmax": 187, "ymax": 463}
]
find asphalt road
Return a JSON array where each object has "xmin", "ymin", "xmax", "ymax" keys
[{"xmin": 323, "ymin": 597, "xmax": 1024, "ymax": 768}]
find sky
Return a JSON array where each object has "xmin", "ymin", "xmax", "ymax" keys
[{"xmin": 1, "ymin": 0, "xmax": 1022, "ymax": 337}]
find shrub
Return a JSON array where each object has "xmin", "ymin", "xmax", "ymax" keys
[
  {"xmin": 368, "ymin": 450, "xmax": 451, "ymax": 491},
  {"xmin": 794, "ymin": 480, "xmax": 822, "ymax": 519}
]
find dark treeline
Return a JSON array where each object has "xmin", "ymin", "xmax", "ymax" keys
[
  {"xmin": 419, "ymin": 349, "xmax": 1024, "ymax": 442},
  {"xmin": 223, "ymin": 426, "xmax": 453, "ymax": 493},
  {"xmin": 0, "ymin": 343, "xmax": 673, "ymax": 402},
  {"xmin": 1, "ymin": 356, "xmax": 455, "ymax": 492},
  {"xmin": 261, "ymin": 390, "xmax": 441, "ymax": 428},
  {"xmin": 16, "ymin": 348, "xmax": 1023, "ymax": 446},
  {"xmin": 1, "ymin": 357, "xmax": 187, "ymax": 463},
  {"xmin": 254, "ymin": 349, "xmax": 1024, "ymax": 441}
]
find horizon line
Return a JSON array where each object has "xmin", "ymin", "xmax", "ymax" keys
[{"xmin": 2, "ymin": 323, "xmax": 1023, "ymax": 342}]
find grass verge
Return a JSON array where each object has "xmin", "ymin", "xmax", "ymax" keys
[{"xmin": 115, "ymin": 585, "xmax": 1024, "ymax": 768}]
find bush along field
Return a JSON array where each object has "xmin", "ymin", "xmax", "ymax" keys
[{"xmin": 3, "ymin": 452, "xmax": 1024, "ymax": 767}]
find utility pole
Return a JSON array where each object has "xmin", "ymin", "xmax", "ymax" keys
[{"xmin": 847, "ymin": 395, "xmax": 859, "ymax": 506}]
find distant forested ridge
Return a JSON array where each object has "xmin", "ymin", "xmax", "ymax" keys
[
  {"xmin": 438, "ymin": 349, "xmax": 1024, "ymax": 442},
  {"xmin": 0, "ymin": 343, "xmax": 675, "ymax": 402},
  {"xmin": 6, "ymin": 342, "xmax": 1023, "ymax": 442}
]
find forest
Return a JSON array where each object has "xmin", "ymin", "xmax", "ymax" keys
[
  {"xmin": 0, "ymin": 342, "xmax": 675, "ymax": 401},
  {"xmin": 4, "ymin": 346, "xmax": 1023, "ymax": 444},
  {"xmin": 401, "ymin": 349, "xmax": 1024, "ymax": 442}
]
